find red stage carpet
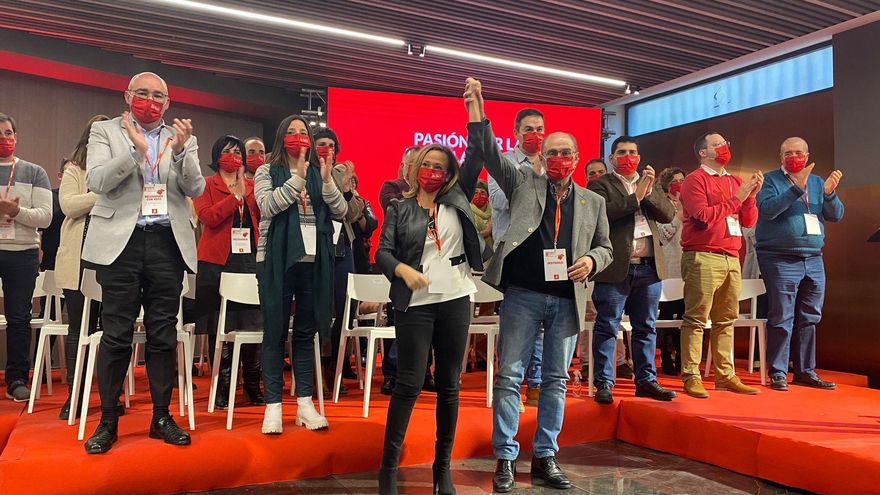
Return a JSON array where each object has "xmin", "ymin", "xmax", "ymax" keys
[{"xmin": 0, "ymin": 365, "xmax": 874, "ymax": 495}]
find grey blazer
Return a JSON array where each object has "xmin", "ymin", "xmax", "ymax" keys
[
  {"xmin": 469, "ymin": 120, "xmax": 613, "ymax": 332},
  {"xmin": 82, "ymin": 116, "xmax": 205, "ymax": 272}
]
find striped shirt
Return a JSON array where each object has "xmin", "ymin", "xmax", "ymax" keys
[
  {"xmin": 0, "ymin": 158, "xmax": 53, "ymax": 251},
  {"xmin": 253, "ymin": 163, "xmax": 347, "ymax": 263}
]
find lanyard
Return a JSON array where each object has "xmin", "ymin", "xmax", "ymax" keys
[
  {"xmin": 145, "ymin": 137, "xmax": 173, "ymax": 184},
  {"xmin": 3, "ymin": 158, "xmax": 16, "ymax": 198},
  {"xmin": 236, "ymin": 202, "xmax": 245, "ymax": 228},
  {"xmin": 785, "ymin": 174, "xmax": 810, "ymax": 210},
  {"xmin": 427, "ymin": 207, "xmax": 441, "ymax": 253},
  {"xmin": 552, "ymin": 184, "xmax": 569, "ymax": 249}
]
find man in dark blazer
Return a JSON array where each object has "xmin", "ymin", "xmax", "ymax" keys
[{"xmin": 588, "ymin": 136, "xmax": 677, "ymax": 404}]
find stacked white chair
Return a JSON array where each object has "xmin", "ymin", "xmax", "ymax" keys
[
  {"xmin": 463, "ymin": 276, "xmax": 503, "ymax": 408},
  {"xmin": 27, "ymin": 271, "xmax": 67, "ymax": 411}
]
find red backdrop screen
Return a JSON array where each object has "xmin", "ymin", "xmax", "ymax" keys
[{"xmin": 327, "ymin": 87, "xmax": 602, "ymax": 260}]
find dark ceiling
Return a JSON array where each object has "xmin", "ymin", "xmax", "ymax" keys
[{"xmin": 1, "ymin": 0, "xmax": 878, "ymax": 106}]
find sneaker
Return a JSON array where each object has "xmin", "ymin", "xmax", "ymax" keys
[
  {"xmin": 5, "ymin": 381, "xmax": 30, "ymax": 402},
  {"xmin": 525, "ymin": 386, "xmax": 540, "ymax": 406},
  {"xmin": 295, "ymin": 397, "xmax": 329, "ymax": 430},
  {"xmin": 261, "ymin": 402, "xmax": 283, "ymax": 435}
]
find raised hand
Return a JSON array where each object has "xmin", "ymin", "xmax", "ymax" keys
[
  {"xmin": 319, "ymin": 155, "xmax": 333, "ymax": 184},
  {"xmin": 290, "ymin": 147, "xmax": 308, "ymax": 178},
  {"xmin": 230, "ymin": 166, "xmax": 246, "ymax": 199},
  {"xmin": 735, "ymin": 176, "xmax": 757, "ymax": 201},
  {"xmin": 749, "ymin": 170, "xmax": 764, "ymax": 197},
  {"xmin": 792, "ymin": 163, "xmax": 815, "ymax": 189},
  {"xmin": 635, "ymin": 165, "xmax": 656, "ymax": 201},
  {"xmin": 463, "ymin": 77, "xmax": 485, "ymax": 121},
  {"xmin": 341, "ymin": 160, "xmax": 355, "ymax": 192},
  {"xmin": 824, "ymin": 169, "xmax": 843, "ymax": 195},
  {"xmin": 170, "ymin": 118, "xmax": 193, "ymax": 156},
  {"xmin": 121, "ymin": 112, "xmax": 148, "ymax": 157}
]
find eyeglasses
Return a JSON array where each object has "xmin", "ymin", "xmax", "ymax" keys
[
  {"xmin": 709, "ymin": 140, "xmax": 731, "ymax": 149},
  {"xmin": 544, "ymin": 149, "xmax": 575, "ymax": 157},
  {"xmin": 128, "ymin": 89, "xmax": 168, "ymax": 103}
]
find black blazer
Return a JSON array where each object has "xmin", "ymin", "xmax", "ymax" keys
[{"xmin": 376, "ymin": 159, "xmax": 485, "ymax": 312}]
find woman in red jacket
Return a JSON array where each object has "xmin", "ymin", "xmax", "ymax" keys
[{"xmin": 194, "ymin": 135, "xmax": 263, "ymax": 409}]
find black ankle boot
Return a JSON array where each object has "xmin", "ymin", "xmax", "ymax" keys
[
  {"xmin": 432, "ymin": 462, "xmax": 455, "ymax": 495},
  {"xmin": 378, "ymin": 468, "xmax": 399, "ymax": 495},
  {"xmin": 215, "ymin": 344, "xmax": 232, "ymax": 409}
]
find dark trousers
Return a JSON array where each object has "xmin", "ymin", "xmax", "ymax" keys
[
  {"xmin": 62, "ymin": 287, "xmax": 101, "ymax": 386},
  {"xmin": 261, "ymin": 262, "xmax": 317, "ymax": 403},
  {"xmin": 0, "ymin": 249, "xmax": 40, "ymax": 386},
  {"xmin": 658, "ymin": 299, "xmax": 685, "ymax": 373},
  {"xmin": 95, "ymin": 227, "xmax": 184, "ymax": 420},
  {"xmin": 381, "ymin": 296, "xmax": 470, "ymax": 470},
  {"xmin": 329, "ymin": 246, "xmax": 355, "ymax": 361}
]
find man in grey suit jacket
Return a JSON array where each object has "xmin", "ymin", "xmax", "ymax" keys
[
  {"xmin": 463, "ymin": 78, "xmax": 612, "ymax": 492},
  {"xmin": 81, "ymin": 72, "xmax": 205, "ymax": 454}
]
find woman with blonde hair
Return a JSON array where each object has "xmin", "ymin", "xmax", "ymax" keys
[{"xmin": 376, "ymin": 143, "xmax": 484, "ymax": 494}]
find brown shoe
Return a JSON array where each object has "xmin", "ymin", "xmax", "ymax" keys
[
  {"xmin": 683, "ymin": 377, "xmax": 710, "ymax": 399},
  {"xmin": 525, "ymin": 386, "xmax": 540, "ymax": 406},
  {"xmin": 715, "ymin": 376, "xmax": 759, "ymax": 395}
]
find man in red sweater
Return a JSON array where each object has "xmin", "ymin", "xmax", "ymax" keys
[{"xmin": 679, "ymin": 132, "xmax": 763, "ymax": 398}]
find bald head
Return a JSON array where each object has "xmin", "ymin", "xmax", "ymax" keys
[
  {"xmin": 542, "ymin": 132, "xmax": 578, "ymax": 153},
  {"xmin": 128, "ymin": 72, "xmax": 168, "ymax": 94},
  {"xmin": 780, "ymin": 137, "xmax": 808, "ymax": 156}
]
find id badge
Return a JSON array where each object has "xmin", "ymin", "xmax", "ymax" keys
[
  {"xmin": 0, "ymin": 218, "xmax": 14, "ymax": 240},
  {"xmin": 543, "ymin": 249, "xmax": 569, "ymax": 282},
  {"xmin": 231, "ymin": 228, "xmax": 252, "ymax": 254},
  {"xmin": 301, "ymin": 224, "xmax": 317, "ymax": 256},
  {"xmin": 633, "ymin": 213, "xmax": 652, "ymax": 239},
  {"xmin": 804, "ymin": 213, "xmax": 821, "ymax": 235},
  {"xmin": 726, "ymin": 215, "xmax": 742, "ymax": 237},
  {"xmin": 142, "ymin": 183, "xmax": 167, "ymax": 216}
]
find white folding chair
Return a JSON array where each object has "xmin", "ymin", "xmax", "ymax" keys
[
  {"xmin": 704, "ymin": 278, "xmax": 767, "ymax": 385},
  {"xmin": 577, "ymin": 283, "xmax": 596, "ymax": 397},
  {"xmin": 27, "ymin": 271, "xmax": 67, "ymax": 411},
  {"xmin": 333, "ymin": 273, "xmax": 395, "ymax": 418},
  {"xmin": 464, "ymin": 277, "xmax": 502, "ymax": 408},
  {"xmin": 208, "ymin": 272, "xmax": 263, "ymax": 430}
]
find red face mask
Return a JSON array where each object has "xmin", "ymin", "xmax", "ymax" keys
[
  {"xmin": 129, "ymin": 95, "xmax": 165, "ymax": 125},
  {"xmin": 218, "ymin": 153, "xmax": 242, "ymax": 173},
  {"xmin": 615, "ymin": 154, "xmax": 640, "ymax": 176},
  {"xmin": 417, "ymin": 167, "xmax": 446, "ymax": 193},
  {"xmin": 545, "ymin": 156, "xmax": 576, "ymax": 182},
  {"xmin": 784, "ymin": 155, "xmax": 808, "ymax": 174},
  {"xmin": 668, "ymin": 182, "xmax": 683, "ymax": 196},
  {"xmin": 316, "ymin": 145, "xmax": 334, "ymax": 162},
  {"xmin": 283, "ymin": 133, "xmax": 311, "ymax": 158},
  {"xmin": 246, "ymin": 154, "xmax": 264, "ymax": 174},
  {"xmin": 712, "ymin": 144, "xmax": 731, "ymax": 166},
  {"xmin": 0, "ymin": 137, "xmax": 14, "ymax": 158},
  {"xmin": 521, "ymin": 132, "xmax": 544, "ymax": 155},
  {"xmin": 472, "ymin": 190, "xmax": 489, "ymax": 209}
]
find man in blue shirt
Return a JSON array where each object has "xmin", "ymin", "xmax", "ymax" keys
[{"xmin": 756, "ymin": 137, "xmax": 844, "ymax": 391}]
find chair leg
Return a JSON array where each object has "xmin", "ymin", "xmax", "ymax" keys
[
  {"xmin": 226, "ymin": 340, "xmax": 242, "ymax": 430},
  {"xmin": 758, "ymin": 323, "xmax": 767, "ymax": 386},
  {"xmin": 208, "ymin": 337, "xmax": 223, "ymax": 413},
  {"xmin": 460, "ymin": 334, "xmax": 471, "ymax": 373},
  {"xmin": 313, "ymin": 333, "xmax": 324, "ymax": 417},
  {"xmin": 58, "ymin": 335, "xmax": 68, "ymax": 385},
  {"xmin": 363, "ymin": 337, "xmax": 377, "ymax": 419},
  {"xmin": 78, "ymin": 341, "xmax": 99, "ymax": 441},
  {"xmin": 333, "ymin": 334, "xmax": 348, "ymax": 403},
  {"xmin": 177, "ymin": 344, "xmax": 185, "ymax": 417},
  {"xmin": 183, "ymin": 335, "xmax": 195, "ymax": 430},
  {"xmin": 123, "ymin": 364, "xmax": 131, "ymax": 409},
  {"xmin": 129, "ymin": 343, "xmax": 138, "ymax": 395},
  {"xmin": 69, "ymin": 342, "xmax": 88, "ymax": 426},
  {"xmin": 748, "ymin": 326, "xmax": 756, "ymax": 374},
  {"xmin": 704, "ymin": 341, "xmax": 713, "ymax": 379},
  {"xmin": 587, "ymin": 324, "xmax": 594, "ymax": 398},
  {"xmin": 44, "ymin": 338, "xmax": 54, "ymax": 396},
  {"xmin": 486, "ymin": 331, "xmax": 495, "ymax": 408},
  {"xmin": 354, "ymin": 336, "xmax": 363, "ymax": 390},
  {"xmin": 28, "ymin": 333, "xmax": 48, "ymax": 413}
]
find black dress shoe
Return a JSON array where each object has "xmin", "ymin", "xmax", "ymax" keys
[
  {"xmin": 530, "ymin": 455, "xmax": 571, "ymax": 489},
  {"xmin": 381, "ymin": 377, "xmax": 396, "ymax": 396},
  {"xmin": 84, "ymin": 421, "xmax": 118, "ymax": 454},
  {"xmin": 792, "ymin": 374, "xmax": 836, "ymax": 390},
  {"xmin": 492, "ymin": 459, "xmax": 516, "ymax": 493},
  {"xmin": 770, "ymin": 375, "xmax": 789, "ymax": 391},
  {"xmin": 149, "ymin": 415, "xmax": 191, "ymax": 445},
  {"xmin": 423, "ymin": 375, "xmax": 436, "ymax": 392},
  {"xmin": 635, "ymin": 380, "xmax": 677, "ymax": 401},
  {"xmin": 616, "ymin": 363, "xmax": 634, "ymax": 379},
  {"xmin": 594, "ymin": 382, "xmax": 614, "ymax": 404}
]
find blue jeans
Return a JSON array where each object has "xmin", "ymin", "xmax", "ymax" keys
[
  {"xmin": 757, "ymin": 253, "xmax": 825, "ymax": 379},
  {"xmin": 526, "ymin": 331, "xmax": 543, "ymax": 388},
  {"xmin": 492, "ymin": 287, "xmax": 578, "ymax": 460},
  {"xmin": 592, "ymin": 262, "xmax": 661, "ymax": 386}
]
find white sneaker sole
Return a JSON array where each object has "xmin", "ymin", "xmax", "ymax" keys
[
  {"xmin": 295, "ymin": 416, "xmax": 329, "ymax": 431},
  {"xmin": 5, "ymin": 392, "xmax": 28, "ymax": 403}
]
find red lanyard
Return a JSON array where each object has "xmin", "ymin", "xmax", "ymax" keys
[
  {"xmin": 427, "ymin": 207, "xmax": 441, "ymax": 253},
  {"xmin": 145, "ymin": 138, "xmax": 173, "ymax": 183},
  {"xmin": 785, "ymin": 174, "xmax": 810, "ymax": 209},
  {"xmin": 236, "ymin": 202, "xmax": 245, "ymax": 228},
  {"xmin": 3, "ymin": 158, "xmax": 15, "ymax": 198},
  {"xmin": 552, "ymin": 185, "xmax": 569, "ymax": 248}
]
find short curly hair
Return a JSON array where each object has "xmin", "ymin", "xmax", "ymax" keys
[{"xmin": 658, "ymin": 167, "xmax": 686, "ymax": 193}]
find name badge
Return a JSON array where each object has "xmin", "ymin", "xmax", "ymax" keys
[
  {"xmin": 804, "ymin": 213, "xmax": 822, "ymax": 235},
  {"xmin": 633, "ymin": 213, "xmax": 652, "ymax": 239},
  {"xmin": 231, "ymin": 228, "xmax": 252, "ymax": 253},
  {"xmin": 0, "ymin": 218, "xmax": 14, "ymax": 240},
  {"xmin": 142, "ymin": 184, "xmax": 167, "ymax": 216},
  {"xmin": 726, "ymin": 215, "xmax": 742, "ymax": 237},
  {"xmin": 301, "ymin": 224, "xmax": 317, "ymax": 256},
  {"xmin": 543, "ymin": 248, "xmax": 569, "ymax": 282}
]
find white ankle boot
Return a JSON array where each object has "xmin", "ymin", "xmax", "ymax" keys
[
  {"xmin": 262, "ymin": 402, "xmax": 283, "ymax": 435},
  {"xmin": 295, "ymin": 396, "xmax": 329, "ymax": 430}
]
